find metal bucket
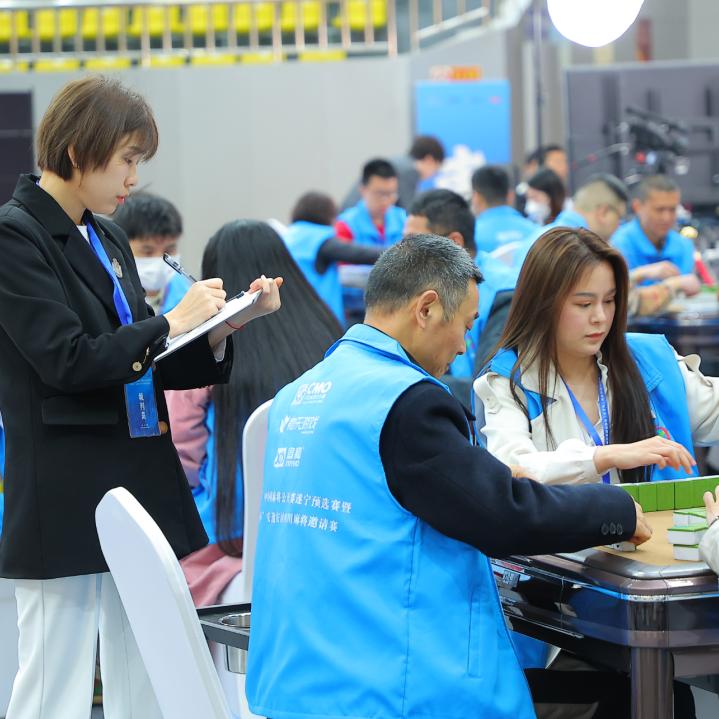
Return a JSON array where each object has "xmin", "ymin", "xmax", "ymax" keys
[{"xmin": 220, "ymin": 612, "xmax": 250, "ymax": 674}]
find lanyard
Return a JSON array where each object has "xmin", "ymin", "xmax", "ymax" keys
[
  {"xmin": 86, "ymin": 223, "xmax": 133, "ymax": 325},
  {"xmin": 564, "ymin": 375, "xmax": 611, "ymax": 484}
]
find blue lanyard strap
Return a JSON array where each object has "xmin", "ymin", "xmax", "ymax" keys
[
  {"xmin": 564, "ymin": 374, "xmax": 611, "ymax": 485},
  {"xmin": 86, "ymin": 223, "xmax": 133, "ymax": 326}
]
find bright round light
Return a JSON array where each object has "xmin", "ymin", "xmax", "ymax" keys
[{"xmin": 547, "ymin": 0, "xmax": 645, "ymax": 48}]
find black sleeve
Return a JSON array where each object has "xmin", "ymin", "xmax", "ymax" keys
[
  {"xmin": 315, "ymin": 238, "xmax": 383, "ymax": 274},
  {"xmin": 155, "ymin": 333, "xmax": 234, "ymax": 389},
  {"xmin": 379, "ymin": 381, "xmax": 637, "ymax": 558}
]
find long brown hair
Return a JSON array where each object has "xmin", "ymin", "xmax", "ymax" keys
[{"xmin": 496, "ymin": 227, "xmax": 655, "ymax": 482}]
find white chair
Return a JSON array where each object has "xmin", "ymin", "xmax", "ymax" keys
[
  {"xmin": 0, "ymin": 578, "xmax": 18, "ymax": 716},
  {"xmin": 490, "ymin": 240, "xmax": 523, "ymax": 267},
  {"xmin": 95, "ymin": 487, "xmax": 231, "ymax": 719},
  {"xmin": 239, "ymin": 399, "xmax": 273, "ymax": 603}
]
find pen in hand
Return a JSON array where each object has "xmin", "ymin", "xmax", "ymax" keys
[{"xmin": 163, "ymin": 253, "xmax": 197, "ymax": 283}]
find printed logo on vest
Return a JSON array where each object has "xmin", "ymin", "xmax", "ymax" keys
[
  {"xmin": 656, "ymin": 425, "xmax": 672, "ymax": 441},
  {"xmin": 291, "ymin": 381, "xmax": 332, "ymax": 406},
  {"xmin": 279, "ymin": 415, "xmax": 320, "ymax": 434},
  {"xmin": 273, "ymin": 446, "xmax": 303, "ymax": 468}
]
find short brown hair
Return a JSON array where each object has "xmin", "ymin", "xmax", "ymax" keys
[{"xmin": 37, "ymin": 75, "xmax": 158, "ymax": 180}]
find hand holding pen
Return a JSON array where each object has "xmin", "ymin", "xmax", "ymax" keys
[{"xmin": 162, "ymin": 254, "xmax": 226, "ymax": 338}]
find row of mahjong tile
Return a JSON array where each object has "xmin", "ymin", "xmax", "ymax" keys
[{"xmin": 618, "ymin": 476, "xmax": 719, "ymax": 512}]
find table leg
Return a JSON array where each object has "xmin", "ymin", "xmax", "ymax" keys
[{"xmin": 631, "ymin": 647, "xmax": 673, "ymax": 719}]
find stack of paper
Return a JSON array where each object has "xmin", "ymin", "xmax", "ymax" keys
[{"xmin": 667, "ymin": 508, "xmax": 707, "ymax": 561}]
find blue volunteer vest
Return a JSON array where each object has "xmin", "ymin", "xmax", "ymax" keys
[
  {"xmin": 191, "ymin": 402, "xmax": 244, "ymax": 545},
  {"xmin": 475, "ymin": 205, "xmax": 538, "ymax": 254},
  {"xmin": 487, "ymin": 333, "xmax": 698, "ymax": 482},
  {"xmin": 338, "ymin": 200, "xmax": 406, "ymax": 247},
  {"xmin": 247, "ymin": 323, "xmax": 534, "ymax": 719},
  {"xmin": 284, "ymin": 221, "xmax": 344, "ymax": 324}
]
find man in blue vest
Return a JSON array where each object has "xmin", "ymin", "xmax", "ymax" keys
[
  {"xmin": 336, "ymin": 158, "xmax": 407, "ymax": 247},
  {"xmin": 284, "ymin": 191, "xmax": 382, "ymax": 325},
  {"xmin": 404, "ymin": 189, "xmax": 518, "ymax": 387},
  {"xmin": 471, "ymin": 165, "xmax": 537, "ymax": 254},
  {"xmin": 612, "ymin": 175, "xmax": 696, "ymax": 284},
  {"xmin": 247, "ymin": 234, "xmax": 650, "ymax": 719}
]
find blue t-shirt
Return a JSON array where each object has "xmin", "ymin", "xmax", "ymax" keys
[
  {"xmin": 474, "ymin": 205, "xmax": 537, "ymax": 254},
  {"xmin": 612, "ymin": 218, "xmax": 695, "ymax": 282}
]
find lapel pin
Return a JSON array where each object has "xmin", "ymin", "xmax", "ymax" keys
[{"xmin": 111, "ymin": 258, "xmax": 123, "ymax": 279}]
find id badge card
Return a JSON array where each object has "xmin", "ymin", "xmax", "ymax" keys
[{"xmin": 125, "ymin": 369, "xmax": 161, "ymax": 438}]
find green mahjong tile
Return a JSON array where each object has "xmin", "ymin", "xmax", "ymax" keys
[
  {"xmin": 656, "ymin": 481, "xmax": 674, "ymax": 511},
  {"xmin": 703, "ymin": 476, "xmax": 719, "ymax": 499},
  {"xmin": 638, "ymin": 483, "xmax": 657, "ymax": 512},
  {"xmin": 674, "ymin": 479, "xmax": 694, "ymax": 510},
  {"xmin": 690, "ymin": 478, "xmax": 707, "ymax": 508},
  {"xmin": 619, "ymin": 484, "xmax": 639, "ymax": 502}
]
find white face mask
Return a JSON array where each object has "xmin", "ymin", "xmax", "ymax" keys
[
  {"xmin": 135, "ymin": 255, "xmax": 179, "ymax": 293},
  {"xmin": 525, "ymin": 198, "xmax": 551, "ymax": 225}
]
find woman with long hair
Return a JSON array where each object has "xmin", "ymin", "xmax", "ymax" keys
[
  {"xmin": 475, "ymin": 227, "xmax": 709, "ymax": 718},
  {"xmin": 474, "ymin": 227, "xmax": 715, "ymax": 487},
  {"xmin": 168, "ymin": 220, "xmax": 343, "ymax": 605}
]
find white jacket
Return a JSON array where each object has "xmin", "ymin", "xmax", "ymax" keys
[{"xmin": 474, "ymin": 352, "xmax": 719, "ymax": 485}]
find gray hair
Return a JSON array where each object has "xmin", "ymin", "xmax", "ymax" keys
[{"xmin": 365, "ymin": 233, "xmax": 482, "ymax": 320}]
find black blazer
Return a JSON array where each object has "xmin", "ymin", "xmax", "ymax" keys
[{"xmin": 0, "ymin": 175, "xmax": 232, "ymax": 579}]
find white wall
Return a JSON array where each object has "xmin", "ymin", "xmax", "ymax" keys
[{"xmin": 0, "ymin": 58, "xmax": 412, "ymax": 274}]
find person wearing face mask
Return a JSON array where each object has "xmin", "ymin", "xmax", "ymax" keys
[
  {"xmin": 113, "ymin": 191, "xmax": 191, "ymax": 314},
  {"xmin": 525, "ymin": 168, "xmax": 566, "ymax": 226}
]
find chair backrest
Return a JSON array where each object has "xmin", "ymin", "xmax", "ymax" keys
[
  {"xmin": 490, "ymin": 240, "xmax": 523, "ymax": 266},
  {"xmin": 95, "ymin": 488, "xmax": 230, "ymax": 719},
  {"xmin": 241, "ymin": 399, "xmax": 273, "ymax": 601}
]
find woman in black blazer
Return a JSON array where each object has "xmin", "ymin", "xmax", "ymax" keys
[{"xmin": 0, "ymin": 75, "xmax": 281, "ymax": 718}]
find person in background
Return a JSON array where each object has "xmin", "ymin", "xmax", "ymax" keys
[
  {"xmin": 404, "ymin": 189, "xmax": 518, "ymax": 393},
  {"xmin": 284, "ymin": 191, "xmax": 382, "ymax": 325},
  {"xmin": 411, "ymin": 135, "xmax": 446, "ymax": 192},
  {"xmin": 516, "ymin": 144, "xmax": 569, "ymax": 215},
  {"xmin": 169, "ymin": 220, "xmax": 342, "ymax": 608},
  {"xmin": 340, "ymin": 135, "xmax": 446, "ymax": 211},
  {"xmin": 471, "ymin": 165, "xmax": 537, "ymax": 254},
  {"xmin": 612, "ymin": 175, "xmax": 696, "ymax": 282},
  {"xmin": 246, "ymin": 233, "xmax": 651, "ymax": 719},
  {"xmin": 336, "ymin": 158, "xmax": 407, "ymax": 247},
  {"xmin": 511, "ymin": 174, "xmax": 700, "ymax": 318},
  {"xmin": 113, "ymin": 191, "xmax": 190, "ymax": 314},
  {"xmin": 525, "ymin": 168, "xmax": 566, "ymax": 225}
]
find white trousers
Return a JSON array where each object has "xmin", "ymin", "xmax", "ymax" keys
[{"xmin": 6, "ymin": 572, "xmax": 162, "ymax": 719}]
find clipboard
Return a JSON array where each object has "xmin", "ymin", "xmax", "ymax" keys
[{"xmin": 154, "ymin": 290, "xmax": 260, "ymax": 362}]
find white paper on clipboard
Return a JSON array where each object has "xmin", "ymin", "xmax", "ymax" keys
[{"xmin": 154, "ymin": 290, "xmax": 260, "ymax": 362}]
